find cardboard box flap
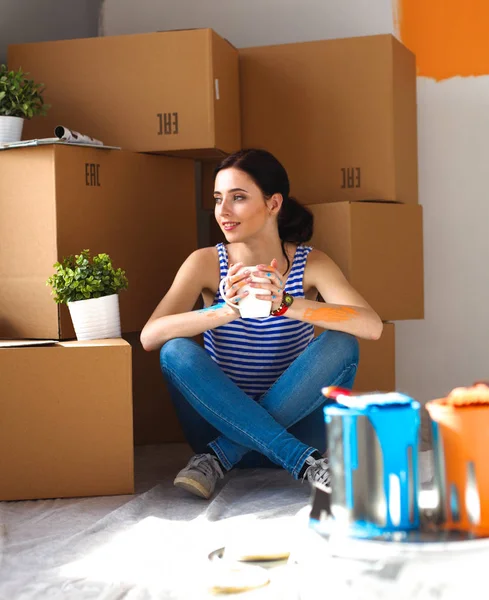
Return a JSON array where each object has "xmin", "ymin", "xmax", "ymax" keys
[
  {"xmin": 56, "ymin": 338, "xmax": 131, "ymax": 349},
  {"xmin": 0, "ymin": 340, "xmax": 57, "ymax": 348},
  {"xmin": 0, "ymin": 339, "xmax": 130, "ymax": 349},
  {"xmin": 211, "ymin": 31, "xmax": 241, "ymax": 155},
  {"xmin": 157, "ymin": 28, "xmax": 236, "ymax": 50},
  {"xmin": 0, "ymin": 139, "xmax": 120, "ymax": 151},
  {"xmin": 156, "ymin": 27, "xmax": 212, "ymax": 34}
]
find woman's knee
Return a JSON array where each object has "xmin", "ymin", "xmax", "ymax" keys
[
  {"xmin": 316, "ymin": 330, "xmax": 359, "ymax": 366},
  {"xmin": 159, "ymin": 337, "xmax": 198, "ymax": 374}
]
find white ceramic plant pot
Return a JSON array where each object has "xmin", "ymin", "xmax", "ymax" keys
[
  {"xmin": 67, "ymin": 293, "xmax": 121, "ymax": 341},
  {"xmin": 0, "ymin": 116, "xmax": 24, "ymax": 144}
]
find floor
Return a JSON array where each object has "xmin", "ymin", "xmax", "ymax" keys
[{"xmin": 0, "ymin": 445, "xmax": 487, "ymax": 600}]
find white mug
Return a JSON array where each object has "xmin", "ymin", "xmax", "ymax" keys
[{"xmin": 219, "ymin": 266, "xmax": 272, "ymax": 318}]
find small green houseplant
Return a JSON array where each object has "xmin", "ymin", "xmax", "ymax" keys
[
  {"xmin": 0, "ymin": 64, "xmax": 50, "ymax": 143},
  {"xmin": 46, "ymin": 249, "xmax": 128, "ymax": 341}
]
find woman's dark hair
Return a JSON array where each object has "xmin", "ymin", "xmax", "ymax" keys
[{"xmin": 215, "ymin": 149, "xmax": 313, "ymax": 273}]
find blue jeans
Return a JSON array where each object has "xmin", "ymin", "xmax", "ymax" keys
[{"xmin": 160, "ymin": 330, "xmax": 359, "ymax": 479}]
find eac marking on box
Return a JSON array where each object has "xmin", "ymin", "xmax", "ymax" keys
[
  {"xmin": 341, "ymin": 167, "xmax": 361, "ymax": 189},
  {"xmin": 157, "ymin": 112, "xmax": 179, "ymax": 135},
  {"xmin": 85, "ymin": 163, "xmax": 101, "ymax": 187}
]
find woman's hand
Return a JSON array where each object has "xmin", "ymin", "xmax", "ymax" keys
[
  {"xmin": 222, "ymin": 262, "xmax": 251, "ymax": 311},
  {"xmin": 251, "ymin": 258, "xmax": 285, "ymax": 312}
]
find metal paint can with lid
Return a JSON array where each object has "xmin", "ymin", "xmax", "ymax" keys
[{"xmin": 310, "ymin": 391, "xmax": 421, "ymax": 537}]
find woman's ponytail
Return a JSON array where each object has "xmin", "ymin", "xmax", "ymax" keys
[{"xmin": 277, "ymin": 196, "xmax": 313, "ymax": 244}]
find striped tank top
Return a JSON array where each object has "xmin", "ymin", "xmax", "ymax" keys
[{"xmin": 203, "ymin": 243, "xmax": 315, "ymax": 398}]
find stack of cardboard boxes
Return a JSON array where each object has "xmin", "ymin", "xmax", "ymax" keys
[
  {"xmin": 1, "ymin": 29, "xmax": 423, "ymax": 501},
  {"xmin": 1, "ymin": 29, "xmax": 241, "ymax": 500},
  {"xmin": 205, "ymin": 34, "xmax": 424, "ymax": 393}
]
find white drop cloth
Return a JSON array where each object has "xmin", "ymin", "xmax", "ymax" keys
[{"xmin": 1, "ymin": 445, "xmax": 482, "ymax": 600}]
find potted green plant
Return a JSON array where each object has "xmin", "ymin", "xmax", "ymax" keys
[
  {"xmin": 0, "ymin": 64, "xmax": 49, "ymax": 143},
  {"xmin": 46, "ymin": 249, "xmax": 128, "ymax": 341}
]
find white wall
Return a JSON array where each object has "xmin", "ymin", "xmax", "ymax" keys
[
  {"xmin": 395, "ymin": 77, "xmax": 489, "ymax": 403},
  {"xmin": 102, "ymin": 0, "xmax": 489, "ymax": 442},
  {"xmin": 101, "ymin": 0, "xmax": 394, "ymax": 46},
  {"xmin": 0, "ymin": 0, "xmax": 102, "ymax": 64}
]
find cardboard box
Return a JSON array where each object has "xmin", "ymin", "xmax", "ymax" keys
[
  {"xmin": 238, "ymin": 34, "xmax": 417, "ymax": 206},
  {"xmin": 314, "ymin": 322, "xmax": 395, "ymax": 392},
  {"xmin": 201, "ymin": 159, "xmax": 221, "ymax": 210},
  {"xmin": 309, "ymin": 202, "xmax": 424, "ymax": 321},
  {"xmin": 0, "ymin": 144, "xmax": 197, "ymax": 339},
  {"xmin": 124, "ymin": 332, "xmax": 185, "ymax": 445},
  {"xmin": 0, "ymin": 339, "xmax": 134, "ymax": 501},
  {"xmin": 8, "ymin": 29, "xmax": 240, "ymax": 158},
  {"xmin": 355, "ymin": 322, "xmax": 395, "ymax": 392},
  {"xmin": 207, "ymin": 209, "xmax": 226, "ymax": 247}
]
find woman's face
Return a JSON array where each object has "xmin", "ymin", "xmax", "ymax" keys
[{"xmin": 214, "ymin": 167, "xmax": 277, "ymax": 242}]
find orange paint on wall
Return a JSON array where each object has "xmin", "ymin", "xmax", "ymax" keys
[
  {"xmin": 303, "ymin": 306, "xmax": 359, "ymax": 323},
  {"xmin": 396, "ymin": 0, "xmax": 489, "ymax": 80}
]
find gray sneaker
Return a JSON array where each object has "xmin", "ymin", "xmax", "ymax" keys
[
  {"xmin": 302, "ymin": 455, "xmax": 332, "ymax": 493},
  {"xmin": 174, "ymin": 453, "xmax": 224, "ymax": 499}
]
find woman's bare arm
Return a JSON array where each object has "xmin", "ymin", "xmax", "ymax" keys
[{"xmin": 140, "ymin": 248, "xmax": 238, "ymax": 351}]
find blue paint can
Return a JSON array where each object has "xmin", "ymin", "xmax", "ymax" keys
[{"xmin": 311, "ymin": 392, "xmax": 421, "ymax": 537}]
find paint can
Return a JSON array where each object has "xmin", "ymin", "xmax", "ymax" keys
[
  {"xmin": 427, "ymin": 386, "xmax": 489, "ymax": 536},
  {"xmin": 310, "ymin": 391, "xmax": 421, "ymax": 537}
]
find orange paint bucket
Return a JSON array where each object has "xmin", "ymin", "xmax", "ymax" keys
[{"xmin": 426, "ymin": 384, "xmax": 489, "ymax": 536}]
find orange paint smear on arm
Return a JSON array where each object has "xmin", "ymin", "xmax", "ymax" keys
[
  {"xmin": 396, "ymin": 0, "xmax": 489, "ymax": 80},
  {"xmin": 205, "ymin": 308, "xmax": 232, "ymax": 318},
  {"xmin": 303, "ymin": 306, "xmax": 359, "ymax": 323}
]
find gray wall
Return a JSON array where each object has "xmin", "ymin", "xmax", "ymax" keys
[
  {"xmin": 101, "ymin": 0, "xmax": 394, "ymax": 47},
  {"xmin": 0, "ymin": 0, "xmax": 103, "ymax": 65}
]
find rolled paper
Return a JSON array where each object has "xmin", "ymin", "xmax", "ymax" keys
[{"xmin": 54, "ymin": 125, "xmax": 103, "ymax": 146}]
